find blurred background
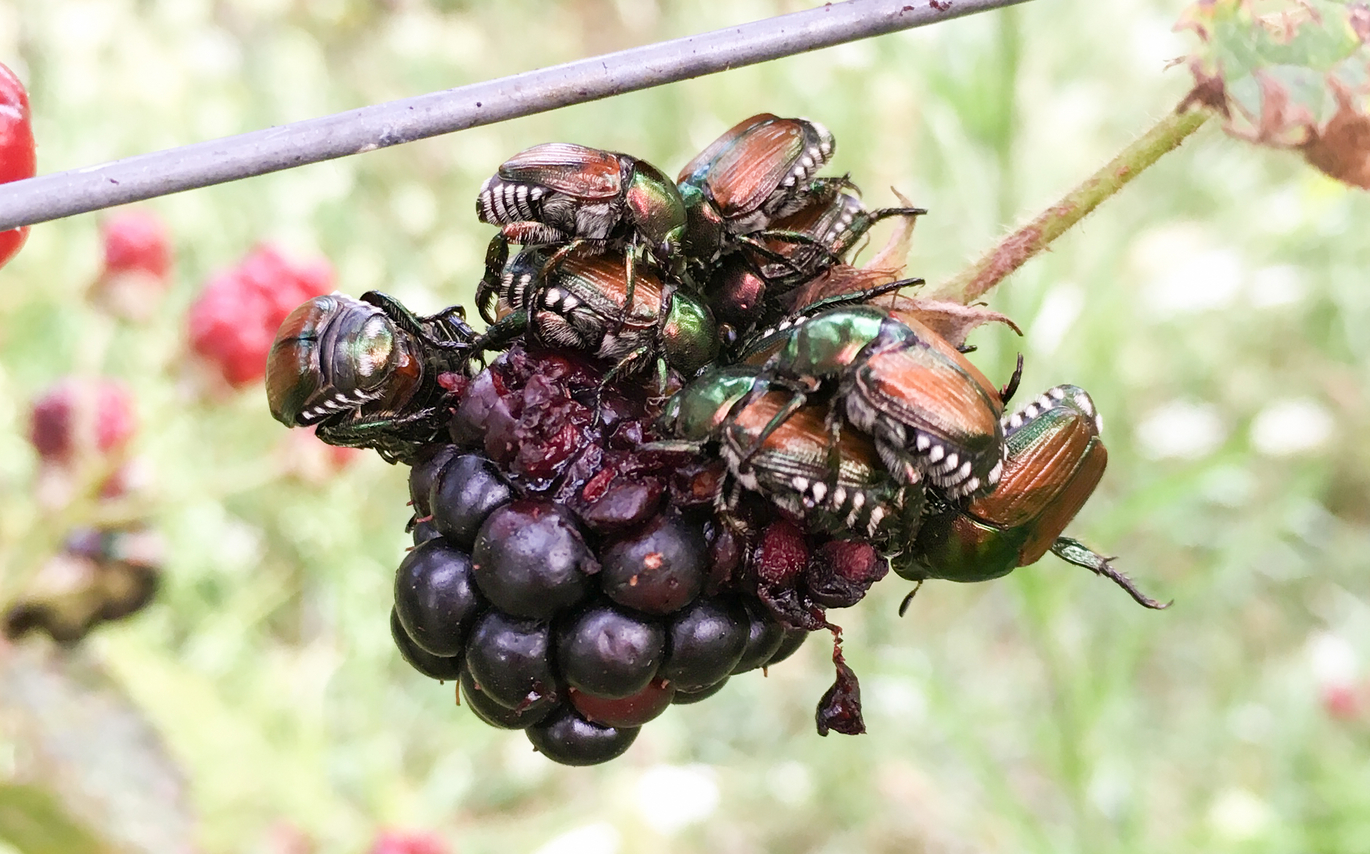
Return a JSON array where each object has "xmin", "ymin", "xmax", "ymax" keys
[{"xmin": 2, "ymin": 0, "xmax": 1369, "ymax": 852}]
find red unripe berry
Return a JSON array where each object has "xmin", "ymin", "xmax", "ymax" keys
[
  {"xmin": 28, "ymin": 378, "xmax": 137, "ymax": 466},
  {"xmin": 187, "ymin": 244, "xmax": 334, "ymax": 388},
  {"xmin": 0, "ymin": 62, "xmax": 37, "ymax": 270},
  {"xmin": 1322, "ymin": 682, "xmax": 1362, "ymax": 722},
  {"xmin": 368, "ymin": 830, "xmax": 449, "ymax": 854},
  {"xmin": 101, "ymin": 209, "xmax": 171, "ymax": 280}
]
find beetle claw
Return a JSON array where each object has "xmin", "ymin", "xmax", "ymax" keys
[{"xmin": 1000, "ymin": 353, "xmax": 1025, "ymax": 406}]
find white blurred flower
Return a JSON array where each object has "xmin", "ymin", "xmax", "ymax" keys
[
  {"xmin": 1307, "ymin": 631, "xmax": 1357, "ymax": 686},
  {"xmin": 633, "ymin": 765, "xmax": 719, "ymax": 834},
  {"xmin": 1147, "ymin": 249, "xmax": 1244, "ymax": 317},
  {"xmin": 1250, "ymin": 399, "xmax": 1333, "ymax": 457},
  {"xmin": 1228, "ymin": 703, "xmax": 1274, "ymax": 743},
  {"xmin": 766, "ymin": 760, "xmax": 815, "ymax": 807},
  {"xmin": 866, "ymin": 676, "xmax": 926, "ymax": 723},
  {"xmin": 1135, "ymin": 401, "xmax": 1226, "ymax": 460},
  {"xmin": 1208, "ymin": 788, "xmax": 1273, "ymax": 841},
  {"xmin": 533, "ymin": 823, "xmax": 620, "ymax": 854},
  {"xmin": 1028, "ymin": 284, "xmax": 1084, "ymax": 354},
  {"xmin": 1248, "ymin": 265, "xmax": 1306, "ymax": 308}
]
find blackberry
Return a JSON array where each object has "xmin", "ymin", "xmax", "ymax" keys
[
  {"xmin": 411, "ymin": 520, "xmax": 441, "ymax": 547},
  {"xmin": 429, "ymin": 453, "xmax": 513, "ymax": 548},
  {"xmin": 731, "ymin": 598, "xmax": 786, "ymax": 674},
  {"xmin": 393, "ymin": 539, "xmax": 484, "ymax": 658},
  {"xmin": 765, "ymin": 627, "xmax": 811, "ymax": 667},
  {"xmin": 390, "ymin": 609, "xmax": 463, "ymax": 682},
  {"xmin": 463, "ymin": 610, "xmax": 560, "ymax": 710},
  {"xmin": 570, "ymin": 677, "xmax": 675, "ymax": 728},
  {"xmin": 661, "ymin": 595, "xmax": 748, "ymax": 691},
  {"xmin": 459, "ymin": 668, "xmax": 556, "ymax": 730},
  {"xmin": 470, "ymin": 501, "xmax": 596, "ymax": 620},
  {"xmin": 525, "ymin": 705, "xmax": 639, "ymax": 767},
  {"xmin": 386, "ymin": 346, "xmax": 886, "ymax": 765},
  {"xmin": 600, "ymin": 511, "xmax": 707, "ymax": 615},
  {"xmin": 556, "ymin": 601, "xmax": 665, "ymax": 699},
  {"xmin": 407, "ymin": 444, "xmax": 458, "ymax": 519},
  {"xmin": 672, "ymin": 678, "xmax": 729, "ymax": 705}
]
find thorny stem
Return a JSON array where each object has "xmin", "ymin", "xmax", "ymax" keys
[{"xmin": 934, "ymin": 105, "xmax": 1213, "ymax": 305}]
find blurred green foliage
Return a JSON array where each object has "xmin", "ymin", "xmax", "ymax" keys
[{"xmin": 2, "ymin": 1, "xmax": 1370, "ymax": 853}]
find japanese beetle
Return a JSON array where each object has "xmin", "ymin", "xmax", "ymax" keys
[
  {"xmin": 678, "ymin": 114, "xmax": 839, "ymax": 270},
  {"xmin": 894, "ymin": 385, "xmax": 1168, "ymax": 609},
  {"xmin": 739, "ymin": 305, "xmax": 1008, "ymax": 498},
  {"xmin": 655, "ymin": 367, "xmax": 922, "ymax": 544},
  {"xmin": 706, "ymin": 191, "xmax": 926, "ymax": 332},
  {"xmin": 476, "ymin": 142, "xmax": 687, "ymax": 279},
  {"xmin": 474, "ymin": 244, "xmax": 719, "ymax": 387},
  {"xmin": 266, "ymin": 291, "xmax": 476, "ymax": 462}
]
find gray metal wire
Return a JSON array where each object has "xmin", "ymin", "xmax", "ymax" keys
[{"xmin": 0, "ymin": 0, "xmax": 1032, "ymax": 232}]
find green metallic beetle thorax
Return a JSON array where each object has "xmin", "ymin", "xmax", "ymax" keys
[
  {"xmin": 659, "ymin": 367, "xmax": 758, "ymax": 442},
  {"xmin": 623, "ymin": 161, "xmax": 688, "ymax": 277},
  {"xmin": 662, "ymin": 294, "xmax": 720, "ymax": 378}
]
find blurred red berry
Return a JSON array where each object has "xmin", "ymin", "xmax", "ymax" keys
[
  {"xmin": 369, "ymin": 829, "xmax": 449, "ymax": 854},
  {"xmin": 0, "ymin": 61, "xmax": 37, "ymax": 270},
  {"xmin": 101, "ymin": 208, "xmax": 171, "ymax": 280},
  {"xmin": 91, "ymin": 208, "xmax": 174, "ymax": 320},
  {"xmin": 28, "ymin": 378, "xmax": 137, "ymax": 466},
  {"xmin": 1322, "ymin": 682, "xmax": 1362, "ymax": 721},
  {"xmin": 188, "ymin": 244, "xmax": 334, "ymax": 388}
]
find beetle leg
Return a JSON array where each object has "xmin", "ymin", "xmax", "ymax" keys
[
  {"xmin": 738, "ymin": 388, "xmax": 808, "ymax": 468},
  {"xmin": 896, "ymin": 582, "xmax": 924, "ymax": 617},
  {"xmin": 789, "ymin": 276, "xmax": 925, "ymax": 318},
  {"xmin": 1000, "ymin": 353, "xmax": 1025, "ymax": 406},
  {"xmin": 476, "ymin": 234, "xmax": 510, "ymax": 325},
  {"xmin": 361, "ymin": 291, "xmax": 429, "ymax": 340},
  {"xmin": 470, "ymin": 310, "xmax": 529, "ymax": 355},
  {"xmin": 613, "ymin": 242, "xmax": 639, "ymax": 336},
  {"xmin": 1050, "ymin": 537, "xmax": 1172, "ymax": 610},
  {"xmin": 502, "ymin": 221, "xmax": 567, "ymax": 244},
  {"xmin": 734, "ymin": 232, "xmax": 818, "ymax": 279}
]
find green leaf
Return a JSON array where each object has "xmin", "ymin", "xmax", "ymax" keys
[
  {"xmin": 0, "ymin": 644, "xmax": 196, "ymax": 854},
  {"xmin": 1178, "ymin": 0, "xmax": 1370, "ymax": 188}
]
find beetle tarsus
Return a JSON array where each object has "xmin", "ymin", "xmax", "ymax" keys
[
  {"xmin": 1000, "ymin": 352, "xmax": 1025, "ymax": 406},
  {"xmin": 897, "ymin": 581, "xmax": 923, "ymax": 617},
  {"xmin": 1051, "ymin": 537, "xmax": 1171, "ymax": 610}
]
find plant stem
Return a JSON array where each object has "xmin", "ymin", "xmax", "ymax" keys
[{"xmin": 934, "ymin": 106, "xmax": 1212, "ymax": 305}]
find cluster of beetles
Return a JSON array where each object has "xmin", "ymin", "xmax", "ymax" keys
[{"xmin": 264, "ymin": 113, "xmax": 1167, "ymax": 763}]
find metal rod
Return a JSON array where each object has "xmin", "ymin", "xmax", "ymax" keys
[{"xmin": 0, "ymin": 0, "xmax": 1033, "ymax": 232}]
